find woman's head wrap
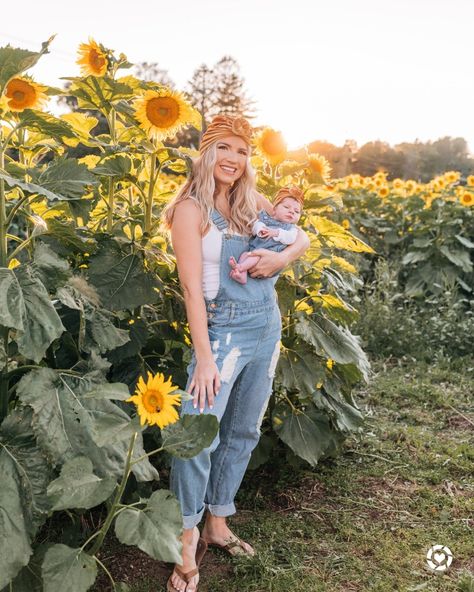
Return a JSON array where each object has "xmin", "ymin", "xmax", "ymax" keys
[
  {"xmin": 273, "ymin": 185, "xmax": 305, "ymax": 208},
  {"xmin": 199, "ymin": 115, "xmax": 253, "ymax": 154}
]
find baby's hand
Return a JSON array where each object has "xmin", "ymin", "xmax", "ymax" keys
[{"xmin": 259, "ymin": 228, "xmax": 278, "ymax": 238}]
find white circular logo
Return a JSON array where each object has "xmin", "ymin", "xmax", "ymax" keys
[{"xmin": 426, "ymin": 545, "xmax": 453, "ymax": 572}]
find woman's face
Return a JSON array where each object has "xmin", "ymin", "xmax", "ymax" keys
[{"xmin": 213, "ymin": 135, "xmax": 249, "ymax": 188}]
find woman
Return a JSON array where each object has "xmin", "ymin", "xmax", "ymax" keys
[{"xmin": 162, "ymin": 115, "xmax": 310, "ymax": 592}]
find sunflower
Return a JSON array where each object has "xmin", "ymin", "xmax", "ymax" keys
[
  {"xmin": 134, "ymin": 88, "xmax": 201, "ymax": 141},
  {"xmin": 127, "ymin": 372, "xmax": 181, "ymax": 428},
  {"xmin": 392, "ymin": 178, "xmax": 403, "ymax": 190},
  {"xmin": 459, "ymin": 191, "xmax": 474, "ymax": 207},
  {"xmin": 341, "ymin": 219, "xmax": 350, "ymax": 229},
  {"xmin": 405, "ymin": 180, "xmax": 416, "ymax": 194},
  {"xmin": 254, "ymin": 127, "xmax": 287, "ymax": 166},
  {"xmin": 467, "ymin": 175, "xmax": 474, "ymax": 186},
  {"xmin": 444, "ymin": 171, "xmax": 460, "ymax": 184},
  {"xmin": 377, "ymin": 186, "xmax": 390, "ymax": 198},
  {"xmin": 307, "ymin": 153, "xmax": 331, "ymax": 183},
  {"xmin": 4, "ymin": 77, "xmax": 48, "ymax": 112},
  {"xmin": 76, "ymin": 38, "xmax": 108, "ymax": 76}
]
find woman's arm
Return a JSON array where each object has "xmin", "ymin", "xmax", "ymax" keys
[
  {"xmin": 248, "ymin": 227, "xmax": 310, "ymax": 278},
  {"xmin": 171, "ymin": 200, "xmax": 220, "ymax": 411}
]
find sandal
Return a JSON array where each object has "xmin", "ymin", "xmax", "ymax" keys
[
  {"xmin": 166, "ymin": 566, "xmax": 199, "ymax": 592},
  {"xmin": 166, "ymin": 537, "xmax": 208, "ymax": 592},
  {"xmin": 207, "ymin": 537, "xmax": 254, "ymax": 558}
]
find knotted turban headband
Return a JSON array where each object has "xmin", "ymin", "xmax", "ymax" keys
[
  {"xmin": 199, "ymin": 115, "xmax": 253, "ymax": 154},
  {"xmin": 273, "ymin": 185, "xmax": 305, "ymax": 208}
]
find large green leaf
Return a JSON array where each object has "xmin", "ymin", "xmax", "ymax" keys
[
  {"xmin": 4, "ymin": 543, "xmax": 50, "ymax": 592},
  {"xmin": 114, "ymin": 490, "xmax": 182, "ymax": 563},
  {"xmin": 0, "ymin": 38, "xmax": 53, "ymax": 95},
  {"xmin": 0, "ymin": 268, "xmax": 24, "ymax": 331},
  {"xmin": 0, "ymin": 408, "xmax": 52, "ymax": 589},
  {"xmin": 402, "ymin": 250, "xmax": 431, "ymax": 265},
  {"xmin": 295, "ymin": 315, "xmax": 370, "ymax": 380},
  {"xmin": 313, "ymin": 379, "xmax": 364, "ymax": 433},
  {"xmin": 56, "ymin": 282, "xmax": 130, "ymax": 354},
  {"xmin": 273, "ymin": 402, "xmax": 343, "ymax": 467},
  {"xmin": 17, "ymin": 110, "xmax": 76, "ymax": 141},
  {"xmin": 14, "ymin": 267, "xmax": 64, "ymax": 363},
  {"xmin": 64, "ymin": 75, "xmax": 135, "ymax": 112},
  {"xmin": 84, "ymin": 308, "xmax": 130, "ymax": 354},
  {"xmin": 0, "ymin": 172, "xmax": 66, "ymax": 202},
  {"xmin": 61, "ymin": 112, "xmax": 99, "ymax": 147},
  {"xmin": 439, "ymin": 246, "xmax": 473, "ymax": 273},
  {"xmin": 33, "ymin": 158, "xmax": 97, "ymax": 201},
  {"xmin": 87, "ymin": 238, "xmax": 160, "ymax": 310},
  {"xmin": 82, "ymin": 382, "xmax": 130, "ymax": 401},
  {"xmin": 161, "ymin": 414, "xmax": 219, "ymax": 459},
  {"xmin": 41, "ymin": 544, "xmax": 97, "ymax": 592},
  {"xmin": 93, "ymin": 154, "xmax": 132, "ymax": 178},
  {"xmin": 33, "ymin": 242, "xmax": 71, "ymax": 293},
  {"xmin": 47, "ymin": 456, "xmax": 116, "ymax": 511},
  {"xmin": 17, "ymin": 368, "xmax": 157, "ymax": 482},
  {"xmin": 44, "ymin": 219, "xmax": 96, "ymax": 255},
  {"xmin": 276, "ymin": 342, "xmax": 325, "ymax": 397}
]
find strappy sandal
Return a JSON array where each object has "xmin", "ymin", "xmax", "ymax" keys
[
  {"xmin": 207, "ymin": 537, "xmax": 255, "ymax": 558},
  {"xmin": 166, "ymin": 537, "xmax": 208, "ymax": 592}
]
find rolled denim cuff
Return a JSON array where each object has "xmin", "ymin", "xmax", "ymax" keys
[
  {"xmin": 182, "ymin": 506, "xmax": 205, "ymax": 530},
  {"xmin": 206, "ymin": 502, "xmax": 236, "ymax": 517}
]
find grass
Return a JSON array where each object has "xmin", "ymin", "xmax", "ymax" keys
[{"xmin": 94, "ymin": 358, "xmax": 474, "ymax": 592}]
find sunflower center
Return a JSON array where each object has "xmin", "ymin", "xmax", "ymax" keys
[
  {"xmin": 13, "ymin": 91, "xmax": 25, "ymax": 102},
  {"xmin": 262, "ymin": 134, "xmax": 285, "ymax": 155},
  {"xmin": 146, "ymin": 97, "xmax": 180, "ymax": 128},
  {"xmin": 142, "ymin": 389, "xmax": 163, "ymax": 413},
  {"xmin": 90, "ymin": 49, "xmax": 106, "ymax": 69}
]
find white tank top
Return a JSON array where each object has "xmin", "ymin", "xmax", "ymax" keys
[
  {"xmin": 201, "ymin": 223, "xmax": 222, "ymax": 300},
  {"xmin": 202, "ymin": 221, "xmax": 244, "ymax": 299}
]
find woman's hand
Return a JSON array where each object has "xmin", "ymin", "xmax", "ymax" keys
[
  {"xmin": 248, "ymin": 249, "xmax": 286, "ymax": 278},
  {"xmin": 188, "ymin": 357, "xmax": 221, "ymax": 413}
]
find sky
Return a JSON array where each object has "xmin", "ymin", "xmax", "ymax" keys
[{"xmin": 2, "ymin": 0, "xmax": 474, "ymax": 151}]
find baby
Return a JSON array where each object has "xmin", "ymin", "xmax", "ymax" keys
[{"xmin": 229, "ymin": 185, "xmax": 304, "ymax": 284}]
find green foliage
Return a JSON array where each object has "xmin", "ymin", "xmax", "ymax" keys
[
  {"xmin": 46, "ymin": 456, "xmax": 117, "ymax": 511},
  {"xmin": 0, "ymin": 38, "xmax": 54, "ymax": 94},
  {"xmin": 114, "ymin": 490, "xmax": 182, "ymax": 563},
  {"xmin": 41, "ymin": 544, "xmax": 97, "ymax": 592}
]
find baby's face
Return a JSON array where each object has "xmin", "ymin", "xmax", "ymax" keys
[{"xmin": 273, "ymin": 197, "xmax": 302, "ymax": 224}]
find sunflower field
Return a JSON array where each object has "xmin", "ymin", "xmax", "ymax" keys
[{"xmin": 1, "ymin": 37, "xmax": 472, "ymax": 592}]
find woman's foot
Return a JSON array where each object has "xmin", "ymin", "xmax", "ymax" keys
[
  {"xmin": 201, "ymin": 515, "xmax": 254, "ymax": 557},
  {"xmin": 168, "ymin": 526, "xmax": 201, "ymax": 592}
]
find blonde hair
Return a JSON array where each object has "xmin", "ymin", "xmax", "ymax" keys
[{"xmin": 161, "ymin": 142, "xmax": 258, "ymax": 235}]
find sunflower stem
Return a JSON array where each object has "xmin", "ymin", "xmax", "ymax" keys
[
  {"xmin": 105, "ymin": 109, "xmax": 116, "ymax": 233},
  {"xmin": 88, "ymin": 432, "xmax": 137, "ymax": 557},
  {"xmin": 130, "ymin": 444, "xmax": 164, "ymax": 466},
  {"xmin": 0, "ymin": 139, "xmax": 10, "ymax": 421},
  {"xmin": 144, "ymin": 152, "xmax": 157, "ymax": 234},
  {"xmin": 106, "ymin": 178, "xmax": 115, "ymax": 233}
]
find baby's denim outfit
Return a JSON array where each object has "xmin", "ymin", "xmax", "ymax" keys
[
  {"xmin": 170, "ymin": 209, "xmax": 282, "ymax": 529},
  {"xmin": 250, "ymin": 209, "xmax": 296, "ymax": 252}
]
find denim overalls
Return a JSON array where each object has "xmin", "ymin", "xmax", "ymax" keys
[
  {"xmin": 170, "ymin": 209, "xmax": 282, "ymax": 529},
  {"xmin": 249, "ymin": 209, "xmax": 296, "ymax": 252}
]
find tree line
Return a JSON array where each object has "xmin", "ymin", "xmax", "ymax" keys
[{"xmin": 65, "ymin": 57, "xmax": 474, "ymax": 179}]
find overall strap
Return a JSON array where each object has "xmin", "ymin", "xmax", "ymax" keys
[{"xmin": 211, "ymin": 209, "xmax": 229, "ymax": 231}]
